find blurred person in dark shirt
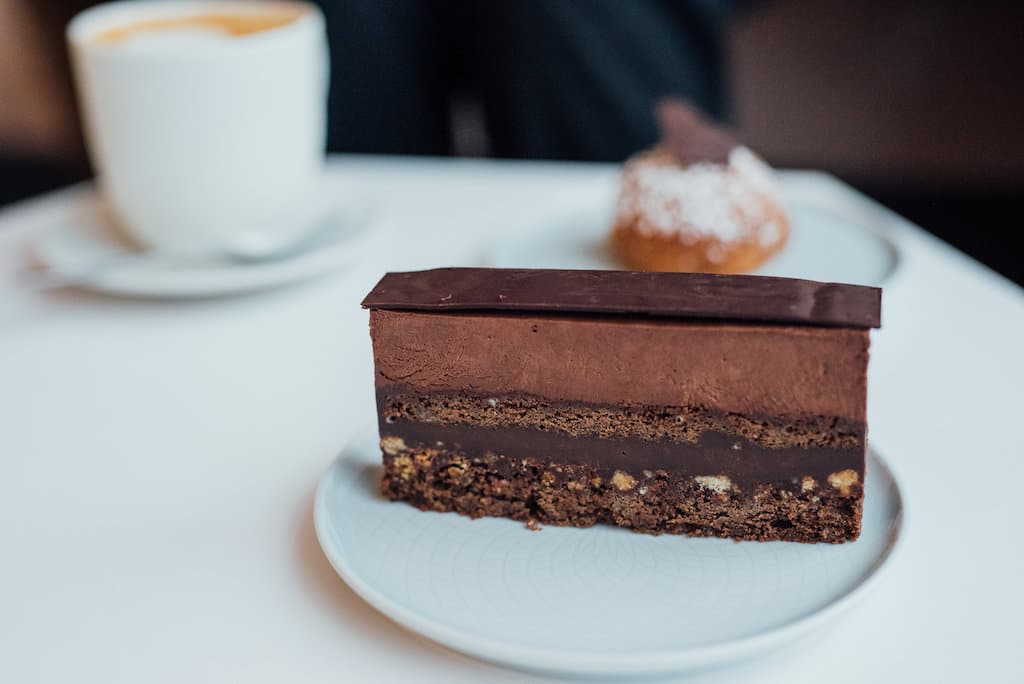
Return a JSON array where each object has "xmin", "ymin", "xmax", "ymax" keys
[{"xmin": 315, "ymin": 0, "xmax": 735, "ymax": 161}]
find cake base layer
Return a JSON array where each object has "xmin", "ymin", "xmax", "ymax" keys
[{"xmin": 380, "ymin": 445, "xmax": 863, "ymax": 543}]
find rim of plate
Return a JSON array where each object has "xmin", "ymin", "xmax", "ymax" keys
[
  {"xmin": 30, "ymin": 188, "xmax": 374, "ymax": 299},
  {"xmin": 483, "ymin": 198, "xmax": 902, "ymax": 288},
  {"xmin": 313, "ymin": 442, "xmax": 905, "ymax": 677}
]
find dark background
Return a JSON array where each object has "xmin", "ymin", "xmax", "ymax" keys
[{"xmin": 2, "ymin": 0, "xmax": 1022, "ymax": 285}]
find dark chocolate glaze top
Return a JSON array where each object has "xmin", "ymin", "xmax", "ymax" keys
[
  {"xmin": 361, "ymin": 268, "xmax": 882, "ymax": 329},
  {"xmin": 655, "ymin": 98, "xmax": 739, "ymax": 165}
]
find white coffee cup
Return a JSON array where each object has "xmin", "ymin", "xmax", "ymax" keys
[{"xmin": 67, "ymin": 1, "xmax": 329, "ymax": 254}]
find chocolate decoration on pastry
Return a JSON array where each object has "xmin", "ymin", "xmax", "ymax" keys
[{"xmin": 654, "ymin": 98, "xmax": 739, "ymax": 166}]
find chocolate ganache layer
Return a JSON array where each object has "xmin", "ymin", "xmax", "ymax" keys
[{"xmin": 362, "ymin": 268, "xmax": 881, "ymax": 329}]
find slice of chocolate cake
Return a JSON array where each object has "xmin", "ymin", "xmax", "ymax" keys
[{"xmin": 362, "ymin": 268, "xmax": 881, "ymax": 543}]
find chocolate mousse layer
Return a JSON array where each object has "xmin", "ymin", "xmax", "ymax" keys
[{"xmin": 370, "ymin": 309, "xmax": 870, "ymax": 419}]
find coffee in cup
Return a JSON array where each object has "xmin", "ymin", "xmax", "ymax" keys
[{"xmin": 92, "ymin": 11, "xmax": 304, "ymax": 44}]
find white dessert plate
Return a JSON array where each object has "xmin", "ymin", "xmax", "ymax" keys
[
  {"xmin": 29, "ymin": 189, "xmax": 374, "ymax": 298},
  {"xmin": 484, "ymin": 172, "xmax": 900, "ymax": 286},
  {"xmin": 315, "ymin": 427, "xmax": 904, "ymax": 678}
]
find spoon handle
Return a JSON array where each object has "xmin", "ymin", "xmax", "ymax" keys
[{"xmin": 17, "ymin": 248, "xmax": 179, "ymax": 293}]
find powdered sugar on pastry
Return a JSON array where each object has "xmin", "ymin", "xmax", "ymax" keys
[{"xmin": 613, "ymin": 146, "xmax": 783, "ymax": 261}]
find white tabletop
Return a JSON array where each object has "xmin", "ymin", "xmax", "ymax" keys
[{"xmin": 2, "ymin": 156, "xmax": 1022, "ymax": 683}]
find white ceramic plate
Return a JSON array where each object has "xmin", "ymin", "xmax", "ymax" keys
[
  {"xmin": 484, "ymin": 191, "xmax": 900, "ymax": 286},
  {"xmin": 315, "ymin": 428, "xmax": 904, "ymax": 678},
  {"xmin": 29, "ymin": 190, "xmax": 374, "ymax": 298}
]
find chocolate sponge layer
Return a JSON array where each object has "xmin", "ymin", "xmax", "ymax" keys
[{"xmin": 379, "ymin": 389, "xmax": 864, "ymax": 449}]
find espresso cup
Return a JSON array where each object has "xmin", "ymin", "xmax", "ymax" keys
[{"xmin": 68, "ymin": 1, "xmax": 329, "ymax": 254}]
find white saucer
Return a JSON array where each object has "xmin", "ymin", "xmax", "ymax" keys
[
  {"xmin": 30, "ymin": 190, "xmax": 374, "ymax": 298},
  {"xmin": 484, "ymin": 195, "xmax": 900, "ymax": 286},
  {"xmin": 315, "ymin": 428, "xmax": 904, "ymax": 678}
]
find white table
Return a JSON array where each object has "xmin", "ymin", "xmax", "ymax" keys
[{"xmin": 2, "ymin": 156, "xmax": 1022, "ymax": 683}]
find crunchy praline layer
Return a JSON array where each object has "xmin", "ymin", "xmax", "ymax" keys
[
  {"xmin": 380, "ymin": 420, "xmax": 863, "ymax": 492},
  {"xmin": 381, "ymin": 444, "xmax": 863, "ymax": 543}
]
